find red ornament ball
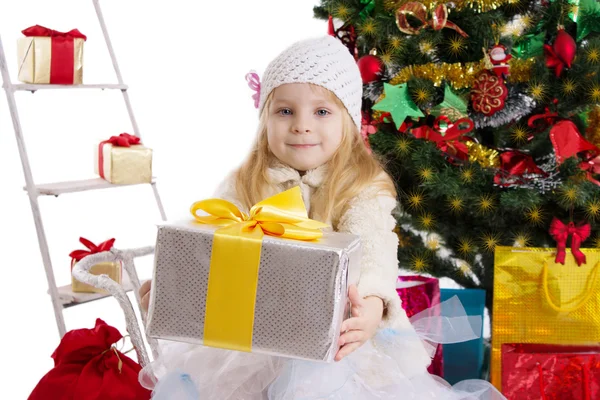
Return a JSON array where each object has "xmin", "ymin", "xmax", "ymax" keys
[
  {"xmin": 553, "ymin": 29, "xmax": 576, "ymax": 68},
  {"xmin": 357, "ymin": 55, "xmax": 383, "ymax": 84}
]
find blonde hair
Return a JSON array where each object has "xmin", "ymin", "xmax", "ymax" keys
[{"xmin": 235, "ymin": 84, "xmax": 397, "ymax": 228}]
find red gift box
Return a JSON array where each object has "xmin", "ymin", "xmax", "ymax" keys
[
  {"xmin": 397, "ymin": 275, "xmax": 443, "ymax": 377},
  {"xmin": 502, "ymin": 343, "xmax": 600, "ymax": 400}
]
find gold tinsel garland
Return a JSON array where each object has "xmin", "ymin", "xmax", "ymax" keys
[
  {"xmin": 384, "ymin": 0, "xmax": 510, "ymax": 13},
  {"xmin": 465, "ymin": 142, "xmax": 501, "ymax": 168},
  {"xmin": 586, "ymin": 105, "xmax": 600, "ymax": 148},
  {"xmin": 390, "ymin": 58, "xmax": 535, "ymax": 89}
]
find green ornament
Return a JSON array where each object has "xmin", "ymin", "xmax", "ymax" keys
[
  {"xmin": 569, "ymin": 0, "xmax": 580, "ymax": 22},
  {"xmin": 373, "ymin": 83, "xmax": 424, "ymax": 130},
  {"xmin": 578, "ymin": 108, "xmax": 591, "ymax": 129},
  {"xmin": 577, "ymin": 0, "xmax": 600, "ymax": 41},
  {"xmin": 512, "ymin": 32, "xmax": 545, "ymax": 58},
  {"xmin": 431, "ymin": 86, "xmax": 468, "ymax": 120},
  {"xmin": 359, "ymin": 0, "xmax": 376, "ymax": 20}
]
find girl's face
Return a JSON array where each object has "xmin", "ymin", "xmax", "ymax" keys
[{"xmin": 266, "ymin": 83, "xmax": 344, "ymax": 172}]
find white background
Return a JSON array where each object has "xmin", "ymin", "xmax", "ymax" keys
[
  {"xmin": 0, "ymin": 1, "xmax": 473, "ymax": 397},
  {"xmin": 0, "ymin": 1, "xmax": 325, "ymax": 396}
]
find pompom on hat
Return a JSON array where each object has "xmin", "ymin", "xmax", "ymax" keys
[{"xmin": 245, "ymin": 35, "xmax": 363, "ymax": 130}]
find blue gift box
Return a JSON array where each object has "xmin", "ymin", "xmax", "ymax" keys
[{"xmin": 440, "ymin": 288, "xmax": 486, "ymax": 385}]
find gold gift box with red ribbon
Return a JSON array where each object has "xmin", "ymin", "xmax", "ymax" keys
[
  {"xmin": 94, "ymin": 133, "xmax": 152, "ymax": 185},
  {"xmin": 70, "ymin": 238, "xmax": 122, "ymax": 294},
  {"xmin": 146, "ymin": 187, "xmax": 362, "ymax": 361},
  {"xmin": 17, "ymin": 25, "xmax": 86, "ymax": 84}
]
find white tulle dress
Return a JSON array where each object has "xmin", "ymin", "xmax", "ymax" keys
[{"xmin": 139, "ymin": 296, "xmax": 506, "ymax": 400}]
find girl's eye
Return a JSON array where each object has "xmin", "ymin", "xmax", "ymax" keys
[
  {"xmin": 316, "ymin": 109, "xmax": 330, "ymax": 116},
  {"xmin": 279, "ymin": 108, "xmax": 292, "ymax": 116}
]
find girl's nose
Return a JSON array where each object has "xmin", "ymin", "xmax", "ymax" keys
[
  {"xmin": 293, "ymin": 126, "xmax": 311, "ymax": 134},
  {"xmin": 292, "ymin": 116, "xmax": 312, "ymax": 134}
]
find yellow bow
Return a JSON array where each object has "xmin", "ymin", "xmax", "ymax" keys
[
  {"xmin": 189, "ymin": 186, "xmax": 328, "ymax": 352},
  {"xmin": 191, "ymin": 186, "xmax": 328, "ymax": 241}
]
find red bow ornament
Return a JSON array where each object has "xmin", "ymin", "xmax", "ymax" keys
[
  {"xmin": 412, "ymin": 117, "xmax": 474, "ymax": 161},
  {"xmin": 69, "ymin": 237, "xmax": 116, "ymax": 262},
  {"xmin": 549, "ymin": 218, "xmax": 591, "ymax": 266}
]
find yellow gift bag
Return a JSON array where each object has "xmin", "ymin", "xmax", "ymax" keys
[{"xmin": 491, "ymin": 246, "xmax": 600, "ymax": 391}]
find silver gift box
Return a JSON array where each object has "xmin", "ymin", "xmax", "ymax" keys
[{"xmin": 146, "ymin": 220, "xmax": 361, "ymax": 362}]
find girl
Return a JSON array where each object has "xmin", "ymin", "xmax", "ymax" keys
[{"xmin": 139, "ymin": 35, "xmax": 504, "ymax": 400}]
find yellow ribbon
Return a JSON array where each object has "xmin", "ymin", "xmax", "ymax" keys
[{"xmin": 190, "ymin": 186, "xmax": 328, "ymax": 352}]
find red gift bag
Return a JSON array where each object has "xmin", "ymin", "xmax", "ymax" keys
[
  {"xmin": 28, "ymin": 318, "xmax": 151, "ymax": 400},
  {"xmin": 397, "ymin": 275, "xmax": 444, "ymax": 377},
  {"xmin": 501, "ymin": 343, "xmax": 600, "ymax": 400}
]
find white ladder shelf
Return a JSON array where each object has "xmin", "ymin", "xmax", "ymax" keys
[{"xmin": 0, "ymin": 0, "xmax": 167, "ymax": 338}]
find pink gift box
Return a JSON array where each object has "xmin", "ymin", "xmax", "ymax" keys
[{"xmin": 396, "ymin": 275, "xmax": 443, "ymax": 377}]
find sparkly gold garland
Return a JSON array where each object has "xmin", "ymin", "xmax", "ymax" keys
[
  {"xmin": 586, "ymin": 105, "xmax": 600, "ymax": 148},
  {"xmin": 465, "ymin": 142, "xmax": 500, "ymax": 168},
  {"xmin": 390, "ymin": 58, "xmax": 535, "ymax": 89}
]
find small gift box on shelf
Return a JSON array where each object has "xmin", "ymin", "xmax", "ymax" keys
[
  {"xmin": 146, "ymin": 187, "xmax": 362, "ymax": 362},
  {"xmin": 440, "ymin": 288, "xmax": 486, "ymax": 384},
  {"xmin": 396, "ymin": 275, "xmax": 444, "ymax": 377},
  {"xmin": 501, "ymin": 343, "xmax": 600, "ymax": 400},
  {"xmin": 17, "ymin": 25, "xmax": 86, "ymax": 84},
  {"xmin": 94, "ymin": 133, "xmax": 152, "ymax": 185},
  {"xmin": 70, "ymin": 237, "xmax": 122, "ymax": 294}
]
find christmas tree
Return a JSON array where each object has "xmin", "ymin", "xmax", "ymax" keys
[{"xmin": 314, "ymin": 0, "xmax": 600, "ymax": 311}]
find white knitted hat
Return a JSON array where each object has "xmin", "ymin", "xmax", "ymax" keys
[{"xmin": 257, "ymin": 35, "xmax": 363, "ymax": 130}]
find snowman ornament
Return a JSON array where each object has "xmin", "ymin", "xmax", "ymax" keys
[{"xmin": 489, "ymin": 44, "xmax": 512, "ymax": 79}]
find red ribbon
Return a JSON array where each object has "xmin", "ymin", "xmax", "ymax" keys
[
  {"xmin": 69, "ymin": 237, "xmax": 116, "ymax": 262},
  {"xmin": 378, "ymin": 112, "xmax": 412, "ymax": 133},
  {"xmin": 549, "ymin": 218, "xmax": 591, "ymax": 266},
  {"xmin": 22, "ymin": 25, "xmax": 87, "ymax": 85},
  {"xmin": 98, "ymin": 133, "xmax": 141, "ymax": 180},
  {"xmin": 527, "ymin": 107, "xmax": 559, "ymax": 132},
  {"xmin": 583, "ymin": 363, "xmax": 591, "ymax": 400},
  {"xmin": 22, "ymin": 25, "xmax": 87, "ymax": 40},
  {"xmin": 412, "ymin": 117, "xmax": 474, "ymax": 160}
]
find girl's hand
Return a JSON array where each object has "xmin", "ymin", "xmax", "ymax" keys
[
  {"xmin": 140, "ymin": 280, "xmax": 152, "ymax": 313},
  {"xmin": 335, "ymin": 284, "xmax": 384, "ymax": 361}
]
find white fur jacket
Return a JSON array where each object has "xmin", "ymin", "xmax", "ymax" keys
[{"xmin": 213, "ymin": 162, "xmax": 432, "ymax": 370}]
